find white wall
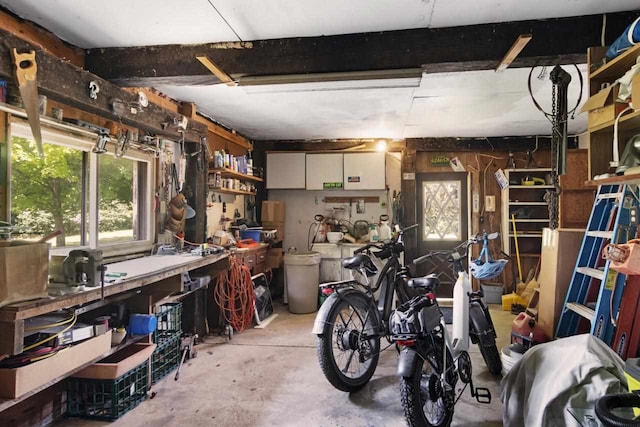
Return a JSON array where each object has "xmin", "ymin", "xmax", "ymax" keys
[
  {"xmin": 206, "ymin": 193, "xmax": 246, "ymax": 237},
  {"xmin": 268, "ymin": 152, "xmax": 401, "ymax": 251}
]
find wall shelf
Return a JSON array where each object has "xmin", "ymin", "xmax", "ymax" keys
[
  {"xmin": 209, "ymin": 168, "xmax": 263, "ymax": 182},
  {"xmin": 585, "ymin": 173, "xmax": 640, "ymax": 187},
  {"xmin": 208, "ymin": 187, "xmax": 256, "ymax": 196},
  {"xmin": 509, "ymin": 185, "xmax": 554, "ymax": 189}
]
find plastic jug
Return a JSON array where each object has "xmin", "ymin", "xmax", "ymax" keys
[
  {"xmin": 369, "ymin": 223, "xmax": 379, "ymax": 242},
  {"xmin": 511, "ymin": 312, "xmax": 546, "ymax": 344},
  {"xmin": 378, "ymin": 214, "xmax": 392, "ymax": 240}
]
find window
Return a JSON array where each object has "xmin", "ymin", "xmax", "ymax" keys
[
  {"xmin": 9, "ymin": 120, "xmax": 154, "ymax": 254},
  {"xmin": 422, "ymin": 181, "xmax": 461, "ymax": 241}
]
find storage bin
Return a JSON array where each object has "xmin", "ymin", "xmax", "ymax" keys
[
  {"xmin": 0, "ymin": 240, "xmax": 49, "ymax": 307},
  {"xmin": 73, "ymin": 343, "xmax": 156, "ymax": 380},
  {"xmin": 154, "ymin": 302, "xmax": 182, "ymax": 343},
  {"xmin": 481, "ymin": 284, "xmax": 504, "ymax": 304},
  {"xmin": 151, "ymin": 334, "xmax": 181, "ymax": 384},
  {"xmin": 240, "ymin": 229, "xmax": 262, "ymax": 242},
  {"xmin": 67, "ymin": 360, "xmax": 149, "ymax": 420},
  {"xmin": 502, "ymin": 292, "xmax": 529, "ymax": 311}
]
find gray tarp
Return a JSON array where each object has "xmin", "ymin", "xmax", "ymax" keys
[{"xmin": 501, "ymin": 334, "xmax": 627, "ymax": 426}]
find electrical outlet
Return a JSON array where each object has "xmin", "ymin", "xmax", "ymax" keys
[{"xmin": 485, "ymin": 195, "xmax": 496, "ymax": 212}]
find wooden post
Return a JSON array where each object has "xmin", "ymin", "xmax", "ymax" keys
[
  {"xmin": 402, "ymin": 141, "xmax": 417, "ymax": 263},
  {"xmin": 0, "ymin": 112, "xmax": 7, "ymax": 221}
]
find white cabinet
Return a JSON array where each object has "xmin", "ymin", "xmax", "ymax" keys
[
  {"xmin": 343, "ymin": 152, "xmax": 386, "ymax": 190},
  {"xmin": 306, "ymin": 154, "xmax": 344, "ymax": 190},
  {"xmin": 266, "ymin": 152, "xmax": 306, "ymax": 189}
]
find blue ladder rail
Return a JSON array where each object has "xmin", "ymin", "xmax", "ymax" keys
[{"xmin": 556, "ymin": 184, "xmax": 638, "ymax": 346}]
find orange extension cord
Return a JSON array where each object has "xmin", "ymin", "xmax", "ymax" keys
[{"xmin": 214, "ymin": 257, "xmax": 255, "ymax": 333}]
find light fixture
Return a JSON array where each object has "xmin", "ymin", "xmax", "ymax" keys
[
  {"xmin": 376, "ymin": 140, "xmax": 388, "ymax": 152},
  {"xmin": 495, "ymin": 34, "xmax": 533, "ymax": 72}
]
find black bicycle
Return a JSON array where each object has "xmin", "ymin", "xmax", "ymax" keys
[{"xmin": 312, "ymin": 224, "xmax": 419, "ymax": 392}]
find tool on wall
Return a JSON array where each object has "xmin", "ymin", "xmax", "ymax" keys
[
  {"xmin": 115, "ymin": 128, "xmax": 130, "ymax": 158},
  {"xmin": 12, "ymin": 49, "xmax": 43, "ymax": 157}
]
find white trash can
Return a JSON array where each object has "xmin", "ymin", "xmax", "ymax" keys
[{"xmin": 284, "ymin": 251, "xmax": 321, "ymax": 314}]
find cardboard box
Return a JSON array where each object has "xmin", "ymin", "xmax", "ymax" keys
[
  {"xmin": 267, "ymin": 248, "xmax": 283, "ymax": 269},
  {"xmin": 0, "ymin": 240, "xmax": 49, "ymax": 308},
  {"xmin": 261, "ymin": 201, "xmax": 285, "ymax": 222},
  {"xmin": 0, "ymin": 330, "xmax": 111, "ymax": 398},
  {"xmin": 73, "ymin": 343, "xmax": 156, "ymax": 380},
  {"xmin": 262, "ymin": 221, "xmax": 285, "ymax": 242},
  {"xmin": 581, "ymin": 83, "xmax": 629, "ymax": 129},
  {"xmin": 633, "ymin": 74, "xmax": 640, "ymax": 112}
]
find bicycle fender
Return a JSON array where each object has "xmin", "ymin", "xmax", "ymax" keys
[
  {"xmin": 311, "ymin": 288, "xmax": 362, "ymax": 335},
  {"xmin": 469, "ymin": 301, "xmax": 496, "ymax": 341},
  {"xmin": 397, "ymin": 348, "xmax": 418, "ymax": 377}
]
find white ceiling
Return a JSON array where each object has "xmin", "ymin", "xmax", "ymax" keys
[{"xmin": 0, "ymin": 0, "xmax": 635, "ymax": 140}]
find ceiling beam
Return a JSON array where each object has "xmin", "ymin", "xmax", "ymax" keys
[
  {"xmin": 0, "ymin": 28, "xmax": 206, "ymax": 141},
  {"xmin": 84, "ymin": 11, "xmax": 639, "ymax": 87}
]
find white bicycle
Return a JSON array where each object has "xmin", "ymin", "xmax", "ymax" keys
[{"xmin": 389, "ymin": 232, "xmax": 505, "ymax": 427}]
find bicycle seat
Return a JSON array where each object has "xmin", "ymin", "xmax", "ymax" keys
[
  {"xmin": 408, "ymin": 273, "xmax": 440, "ymax": 290},
  {"xmin": 341, "ymin": 253, "xmax": 378, "ymax": 276}
]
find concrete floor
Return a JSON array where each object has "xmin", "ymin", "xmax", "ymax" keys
[{"xmin": 60, "ymin": 303, "xmax": 515, "ymax": 427}]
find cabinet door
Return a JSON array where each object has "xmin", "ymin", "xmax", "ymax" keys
[
  {"xmin": 306, "ymin": 153, "xmax": 344, "ymax": 190},
  {"xmin": 266, "ymin": 153, "xmax": 306, "ymax": 189},
  {"xmin": 343, "ymin": 152, "xmax": 386, "ymax": 190}
]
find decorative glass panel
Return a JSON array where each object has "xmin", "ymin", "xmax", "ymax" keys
[{"xmin": 422, "ymin": 181, "xmax": 461, "ymax": 240}]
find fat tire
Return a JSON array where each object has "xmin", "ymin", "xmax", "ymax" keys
[
  {"xmin": 477, "ymin": 336, "xmax": 502, "ymax": 376},
  {"xmin": 316, "ymin": 292, "xmax": 380, "ymax": 392},
  {"xmin": 469, "ymin": 305, "xmax": 502, "ymax": 376},
  {"xmin": 400, "ymin": 339, "xmax": 454, "ymax": 427}
]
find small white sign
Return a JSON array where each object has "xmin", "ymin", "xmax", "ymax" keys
[{"xmin": 403, "ymin": 172, "xmax": 415, "ymax": 180}]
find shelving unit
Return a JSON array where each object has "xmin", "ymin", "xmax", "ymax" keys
[
  {"xmin": 209, "ymin": 168, "xmax": 263, "ymax": 183},
  {"xmin": 208, "ymin": 167, "xmax": 263, "ymax": 195},
  {"xmin": 501, "ymin": 168, "xmax": 552, "ymax": 257},
  {"xmin": 586, "ymin": 44, "xmax": 640, "ymax": 178}
]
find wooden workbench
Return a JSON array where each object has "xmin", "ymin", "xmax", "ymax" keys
[
  {"xmin": 0, "ymin": 253, "xmax": 229, "ymax": 355},
  {"xmin": 0, "ymin": 252, "xmax": 229, "ymax": 413}
]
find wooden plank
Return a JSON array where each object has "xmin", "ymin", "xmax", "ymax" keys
[
  {"xmin": 323, "ymin": 197, "xmax": 379, "ymax": 203},
  {"xmin": 591, "ymin": 42, "xmax": 640, "ymax": 82},
  {"xmin": 585, "ymin": 173, "xmax": 640, "ymax": 186},
  {"xmin": 495, "ymin": 34, "xmax": 533, "ymax": 72},
  {"xmin": 83, "ymin": 12, "xmax": 640, "ymax": 86},
  {"xmin": 180, "ymin": 102, "xmax": 197, "ymax": 120},
  {"xmin": 0, "ymin": 28, "xmax": 206, "ymax": 142},
  {"xmin": 0, "ymin": 9, "xmax": 84, "ymax": 67},
  {"xmin": 0, "ymin": 319, "xmax": 23, "ymax": 355},
  {"xmin": 196, "ymin": 55, "xmax": 235, "ymax": 86}
]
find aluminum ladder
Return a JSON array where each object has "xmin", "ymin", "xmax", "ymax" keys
[{"xmin": 556, "ymin": 184, "xmax": 638, "ymax": 345}]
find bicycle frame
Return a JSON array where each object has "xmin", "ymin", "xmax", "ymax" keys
[{"xmin": 445, "ymin": 270, "xmax": 472, "ymax": 359}]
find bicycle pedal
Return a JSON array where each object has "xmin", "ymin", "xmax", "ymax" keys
[{"xmin": 474, "ymin": 387, "xmax": 491, "ymax": 404}]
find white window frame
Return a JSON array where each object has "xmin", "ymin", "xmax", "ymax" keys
[{"xmin": 9, "ymin": 120, "xmax": 155, "ymax": 257}]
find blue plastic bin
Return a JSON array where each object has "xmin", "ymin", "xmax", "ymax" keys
[{"xmin": 240, "ymin": 229, "xmax": 262, "ymax": 242}]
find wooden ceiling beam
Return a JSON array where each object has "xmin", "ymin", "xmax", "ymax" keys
[
  {"xmin": 0, "ymin": 28, "xmax": 206, "ymax": 141},
  {"xmin": 84, "ymin": 11, "xmax": 639, "ymax": 86},
  {"xmin": 0, "ymin": 8, "xmax": 84, "ymax": 67}
]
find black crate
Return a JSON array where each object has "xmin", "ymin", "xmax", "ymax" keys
[
  {"xmin": 154, "ymin": 302, "xmax": 182, "ymax": 343},
  {"xmin": 151, "ymin": 334, "xmax": 181, "ymax": 384},
  {"xmin": 67, "ymin": 361, "xmax": 149, "ymax": 420}
]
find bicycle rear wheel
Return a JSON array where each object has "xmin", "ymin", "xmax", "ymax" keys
[{"xmin": 316, "ymin": 292, "xmax": 380, "ymax": 392}]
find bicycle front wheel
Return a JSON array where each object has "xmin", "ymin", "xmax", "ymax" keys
[
  {"xmin": 316, "ymin": 292, "xmax": 380, "ymax": 392},
  {"xmin": 400, "ymin": 338, "xmax": 454, "ymax": 427}
]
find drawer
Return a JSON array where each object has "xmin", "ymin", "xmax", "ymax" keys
[
  {"xmin": 241, "ymin": 253, "xmax": 256, "ymax": 267},
  {"xmin": 257, "ymin": 250, "xmax": 267, "ymax": 264}
]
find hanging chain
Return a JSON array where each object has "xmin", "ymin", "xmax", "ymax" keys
[{"xmin": 548, "ymin": 79, "xmax": 560, "ymax": 229}]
